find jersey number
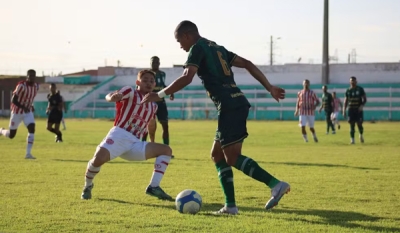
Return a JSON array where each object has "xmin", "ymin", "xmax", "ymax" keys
[{"xmin": 217, "ymin": 51, "xmax": 231, "ymax": 76}]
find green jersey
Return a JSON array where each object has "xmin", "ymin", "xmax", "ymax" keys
[
  {"xmin": 184, "ymin": 38, "xmax": 250, "ymax": 112},
  {"xmin": 345, "ymin": 86, "xmax": 366, "ymax": 109},
  {"xmin": 321, "ymin": 92, "xmax": 333, "ymax": 112},
  {"xmin": 152, "ymin": 70, "xmax": 167, "ymax": 101}
]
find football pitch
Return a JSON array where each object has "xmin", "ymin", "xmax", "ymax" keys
[{"xmin": 0, "ymin": 119, "xmax": 399, "ymax": 233}]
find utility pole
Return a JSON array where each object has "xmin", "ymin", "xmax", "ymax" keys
[
  {"xmin": 322, "ymin": 0, "xmax": 329, "ymax": 84},
  {"xmin": 269, "ymin": 36, "xmax": 281, "ymax": 65}
]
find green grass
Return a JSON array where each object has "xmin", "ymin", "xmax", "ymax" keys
[{"xmin": 1, "ymin": 119, "xmax": 400, "ymax": 233}]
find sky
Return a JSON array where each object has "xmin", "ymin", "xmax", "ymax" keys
[{"xmin": 0, "ymin": 0, "xmax": 399, "ymax": 75}]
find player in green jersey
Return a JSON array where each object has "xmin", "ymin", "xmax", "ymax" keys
[
  {"xmin": 142, "ymin": 57, "xmax": 175, "ymax": 158},
  {"xmin": 319, "ymin": 85, "xmax": 335, "ymax": 134},
  {"xmin": 141, "ymin": 20, "xmax": 290, "ymax": 215},
  {"xmin": 343, "ymin": 76, "xmax": 367, "ymax": 144}
]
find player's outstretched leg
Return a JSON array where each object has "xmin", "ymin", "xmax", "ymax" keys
[
  {"xmin": 25, "ymin": 123, "xmax": 36, "ymax": 159},
  {"xmin": 223, "ymin": 143, "xmax": 290, "ymax": 211},
  {"xmin": 81, "ymin": 147, "xmax": 109, "ymax": 200},
  {"xmin": 141, "ymin": 142, "xmax": 173, "ymax": 201},
  {"xmin": 211, "ymin": 141, "xmax": 238, "ymax": 215}
]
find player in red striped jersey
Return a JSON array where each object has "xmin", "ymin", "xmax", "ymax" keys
[
  {"xmin": 0, "ymin": 69, "xmax": 38, "ymax": 159},
  {"xmin": 330, "ymin": 92, "xmax": 342, "ymax": 130},
  {"xmin": 81, "ymin": 69, "xmax": 174, "ymax": 201},
  {"xmin": 295, "ymin": 79, "xmax": 320, "ymax": 142}
]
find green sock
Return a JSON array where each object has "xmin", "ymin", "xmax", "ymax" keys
[
  {"xmin": 330, "ymin": 121, "xmax": 335, "ymax": 131},
  {"xmin": 326, "ymin": 121, "xmax": 330, "ymax": 132},
  {"xmin": 215, "ymin": 160, "xmax": 236, "ymax": 207},
  {"xmin": 357, "ymin": 124, "xmax": 364, "ymax": 135},
  {"xmin": 350, "ymin": 123, "xmax": 355, "ymax": 138},
  {"xmin": 142, "ymin": 134, "xmax": 148, "ymax": 142},
  {"xmin": 163, "ymin": 137, "xmax": 169, "ymax": 145},
  {"xmin": 234, "ymin": 155, "xmax": 280, "ymax": 188}
]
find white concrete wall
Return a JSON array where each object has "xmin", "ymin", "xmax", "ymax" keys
[{"xmin": 152, "ymin": 63, "xmax": 400, "ymax": 85}]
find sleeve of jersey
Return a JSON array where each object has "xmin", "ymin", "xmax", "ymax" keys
[
  {"xmin": 184, "ymin": 44, "xmax": 204, "ymax": 68},
  {"xmin": 226, "ymin": 49, "xmax": 238, "ymax": 66},
  {"xmin": 118, "ymin": 86, "xmax": 133, "ymax": 100},
  {"xmin": 13, "ymin": 84, "xmax": 24, "ymax": 95}
]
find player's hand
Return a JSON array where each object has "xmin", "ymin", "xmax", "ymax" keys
[
  {"xmin": 358, "ymin": 105, "xmax": 363, "ymax": 112},
  {"xmin": 170, "ymin": 93, "xmax": 175, "ymax": 101},
  {"xmin": 343, "ymin": 111, "xmax": 346, "ymax": 117},
  {"xmin": 141, "ymin": 92, "xmax": 162, "ymax": 104},
  {"xmin": 269, "ymin": 86, "xmax": 285, "ymax": 102},
  {"xmin": 294, "ymin": 110, "xmax": 299, "ymax": 116},
  {"xmin": 23, "ymin": 107, "xmax": 30, "ymax": 113}
]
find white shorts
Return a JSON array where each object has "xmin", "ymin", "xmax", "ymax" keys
[
  {"xmin": 331, "ymin": 112, "xmax": 339, "ymax": 120},
  {"xmin": 299, "ymin": 115, "xmax": 315, "ymax": 127},
  {"xmin": 9, "ymin": 112, "xmax": 35, "ymax": 130},
  {"xmin": 98, "ymin": 126, "xmax": 147, "ymax": 161}
]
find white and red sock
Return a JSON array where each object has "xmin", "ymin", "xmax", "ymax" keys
[
  {"xmin": 26, "ymin": 133, "xmax": 34, "ymax": 154},
  {"xmin": 0, "ymin": 129, "xmax": 10, "ymax": 137},
  {"xmin": 149, "ymin": 155, "xmax": 171, "ymax": 187},
  {"xmin": 85, "ymin": 160, "xmax": 101, "ymax": 188}
]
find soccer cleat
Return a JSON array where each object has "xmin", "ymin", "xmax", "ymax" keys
[
  {"xmin": 25, "ymin": 154, "xmax": 36, "ymax": 159},
  {"xmin": 145, "ymin": 186, "xmax": 173, "ymax": 201},
  {"xmin": 265, "ymin": 181, "xmax": 290, "ymax": 210},
  {"xmin": 350, "ymin": 138, "xmax": 355, "ymax": 144},
  {"xmin": 313, "ymin": 137, "xmax": 318, "ymax": 143},
  {"xmin": 338, "ymin": 125, "xmax": 341, "ymax": 130},
  {"xmin": 171, "ymin": 155, "xmax": 175, "ymax": 159},
  {"xmin": 81, "ymin": 183, "xmax": 94, "ymax": 200},
  {"xmin": 359, "ymin": 135, "xmax": 364, "ymax": 143},
  {"xmin": 213, "ymin": 206, "xmax": 239, "ymax": 215},
  {"xmin": 332, "ymin": 131, "xmax": 336, "ymax": 134}
]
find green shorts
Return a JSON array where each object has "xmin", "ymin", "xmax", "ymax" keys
[
  {"xmin": 156, "ymin": 101, "xmax": 168, "ymax": 122},
  {"xmin": 214, "ymin": 106, "xmax": 249, "ymax": 149}
]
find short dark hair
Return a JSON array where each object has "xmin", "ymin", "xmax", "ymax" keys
[
  {"xmin": 175, "ymin": 20, "xmax": 199, "ymax": 36},
  {"xmin": 27, "ymin": 69, "xmax": 36, "ymax": 75},
  {"xmin": 137, "ymin": 69, "xmax": 156, "ymax": 80},
  {"xmin": 332, "ymin": 91, "xmax": 336, "ymax": 95},
  {"xmin": 350, "ymin": 76, "xmax": 357, "ymax": 80},
  {"xmin": 50, "ymin": 83, "xmax": 56, "ymax": 87},
  {"xmin": 151, "ymin": 56, "xmax": 159, "ymax": 61},
  {"xmin": 323, "ymin": 85, "xmax": 327, "ymax": 89}
]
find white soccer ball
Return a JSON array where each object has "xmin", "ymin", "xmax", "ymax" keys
[{"xmin": 175, "ymin": 189, "xmax": 202, "ymax": 214}]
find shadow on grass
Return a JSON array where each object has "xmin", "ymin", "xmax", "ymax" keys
[
  {"xmin": 259, "ymin": 161, "xmax": 379, "ymax": 170},
  {"xmin": 52, "ymin": 159, "xmax": 153, "ymax": 164},
  {"xmin": 98, "ymin": 198, "xmax": 400, "ymax": 231}
]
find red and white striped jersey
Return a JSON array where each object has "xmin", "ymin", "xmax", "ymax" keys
[
  {"xmin": 333, "ymin": 97, "xmax": 341, "ymax": 112},
  {"xmin": 11, "ymin": 81, "xmax": 39, "ymax": 114},
  {"xmin": 297, "ymin": 89, "xmax": 318, "ymax": 115},
  {"xmin": 113, "ymin": 86, "xmax": 158, "ymax": 139}
]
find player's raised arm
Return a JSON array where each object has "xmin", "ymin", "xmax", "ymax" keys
[{"xmin": 231, "ymin": 56, "xmax": 285, "ymax": 102}]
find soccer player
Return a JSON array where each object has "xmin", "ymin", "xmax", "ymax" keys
[
  {"xmin": 0, "ymin": 69, "xmax": 38, "ymax": 159},
  {"xmin": 295, "ymin": 79, "xmax": 320, "ymax": 142},
  {"xmin": 343, "ymin": 76, "xmax": 367, "ymax": 144},
  {"xmin": 143, "ymin": 57, "xmax": 174, "ymax": 143},
  {"xmin": 81, "ymin": 69, "xmax": 173, "ymax": 201},
  {"xmin": 319, "ymin": 85, "xmax": 335, "ymax": 134},
  {"xmin": 59, "ymin": 91, "xmax": 67, "ymax": 130},
  {"xmin": 331, "ymin": 92, "xmax": 342, "ymax": 129},
  {"xmin": 141, "ymin": 20, "xmax": 290, "ymax": 214},
  {"xmin": 46, "ymin": 84, "xmax": 64, "ymax": 142}
]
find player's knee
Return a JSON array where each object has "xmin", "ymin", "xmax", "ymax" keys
[
  {"xmin": 93, "ymin": 148, "xmax": 110, "ymax": 166},
  {"xmin": 27, "ymin": 124, "xmax": 35, "ymax": 133},
  {"xmin": 163, "ymin": 145, "xmax": 172, "ymax": 156}
]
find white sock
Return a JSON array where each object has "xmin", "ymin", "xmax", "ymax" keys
[
  {"xmin": 0, "ymin": 129, "xmax": 10, "ymax": 137},
  {"xmin": 149, "ymin": 155, "xmax": 171, "ymax": 187},
  {"xmin": 85, "ymin": 160, "xmax": 101, "ymax": 188},
  {"xmin": 26, "ymin": 133, "xmax": 34, "ymax": 154}
]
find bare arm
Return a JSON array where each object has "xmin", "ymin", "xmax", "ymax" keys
[
  {"xmin": 163, "ymin": 66, "xmax": 197, "ymax": 95},
  {"xmin": 105, "ymin": 91, "xmax": 123, "ymax": 102},
  {"xmin": 343, "ymin": 97, "xmax": 348, "ymax": 113},
  {"xmin": 362, "ymin": 94, "xmax": 367, "ymax": 106},
  {"xmin": 231, "ymin": 56, "xmax": 272, "ymax": 92},
  {"xmin": 12, "ymin": 94, "xmax": 28, "ymax": 110}
]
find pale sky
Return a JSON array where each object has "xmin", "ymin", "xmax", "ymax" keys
[{"xmin": 0, "ymin": 0, "xmax": 399, "ymax": 75}]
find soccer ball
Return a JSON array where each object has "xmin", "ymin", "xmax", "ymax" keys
[{"xmin": 175, "ymin": 189, "xmax": 202, "ymax": 214}]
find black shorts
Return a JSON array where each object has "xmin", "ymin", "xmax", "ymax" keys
[
  {"xmin": 48, "ymin": 111, "xmax": 63, "ymax": 124},
  {"xmin": 215, "ymin": 106, "xmax": 249, "ymax": 149},
  {"xmin": 325, "ymin": 110, "xmax": 333, "ymax": 121},
  {"xmin": 348, "ymin": 108, "xmax": 363, "ymax": 123},
  {"xmin": 156, "ymin": 101, "xmax": 168, "ymax": 122}
]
